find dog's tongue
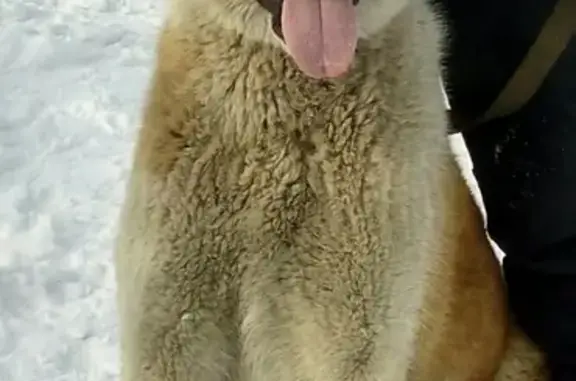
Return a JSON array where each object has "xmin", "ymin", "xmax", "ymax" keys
[{"xmin": 281, "ymin": 0, "xmax": 357, "ymax": 79}]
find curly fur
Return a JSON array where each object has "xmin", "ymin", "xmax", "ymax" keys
[{"xmin": 114, "ymin": 0, "xmax": 547, "ymax": 380}]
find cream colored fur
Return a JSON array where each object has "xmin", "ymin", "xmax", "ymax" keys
[{"xmin": 114, "ymin": 0, "xmax": 547, "ymax": 380}]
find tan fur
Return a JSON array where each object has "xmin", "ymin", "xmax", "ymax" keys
[{"xmin": 114, "ymin": 0, "xmax": 548, "ymax": 380}]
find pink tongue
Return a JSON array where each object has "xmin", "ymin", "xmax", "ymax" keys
[{"xmin": 281, "ymin": 0, "xmax": 357, "ymax": 79}]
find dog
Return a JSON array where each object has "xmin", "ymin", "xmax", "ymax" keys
[{"xmin": 114, "ymin": 0, "xmax": 547, "ymax": 379}]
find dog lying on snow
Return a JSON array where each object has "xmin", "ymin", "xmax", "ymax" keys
[{"xmin": 114, "ymin": 0, "xmax": 547, "ymax": 379}]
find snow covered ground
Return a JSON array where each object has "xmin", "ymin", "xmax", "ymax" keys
[
  {"xmin": 0, "ymin": 2, "xmax": 164, "ymax": 380},
  {"xmin": 0, "ymin": 2, "xmax": 486, "ymax": 381}
]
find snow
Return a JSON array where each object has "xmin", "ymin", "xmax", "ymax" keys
[
  {"xmin": 0, "ymin": 2, "xmax": 489, "ymax": 381},
  {"xmin": 0, "ymin": 1, "xmax": 164, "ymax": 380}
]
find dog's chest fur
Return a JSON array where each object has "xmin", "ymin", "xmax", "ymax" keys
[
  {"xmin": 159, "ymin": 55, "xmax": 432, "ymax": 320},
  {"xmin": 173, "ymin": 76, "xmax": 397, "ymax": 239}
]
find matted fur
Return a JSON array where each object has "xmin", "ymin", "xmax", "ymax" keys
[{"xmin": 114, "ymin": 0, "xmax": 547, "ymax": 380}]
